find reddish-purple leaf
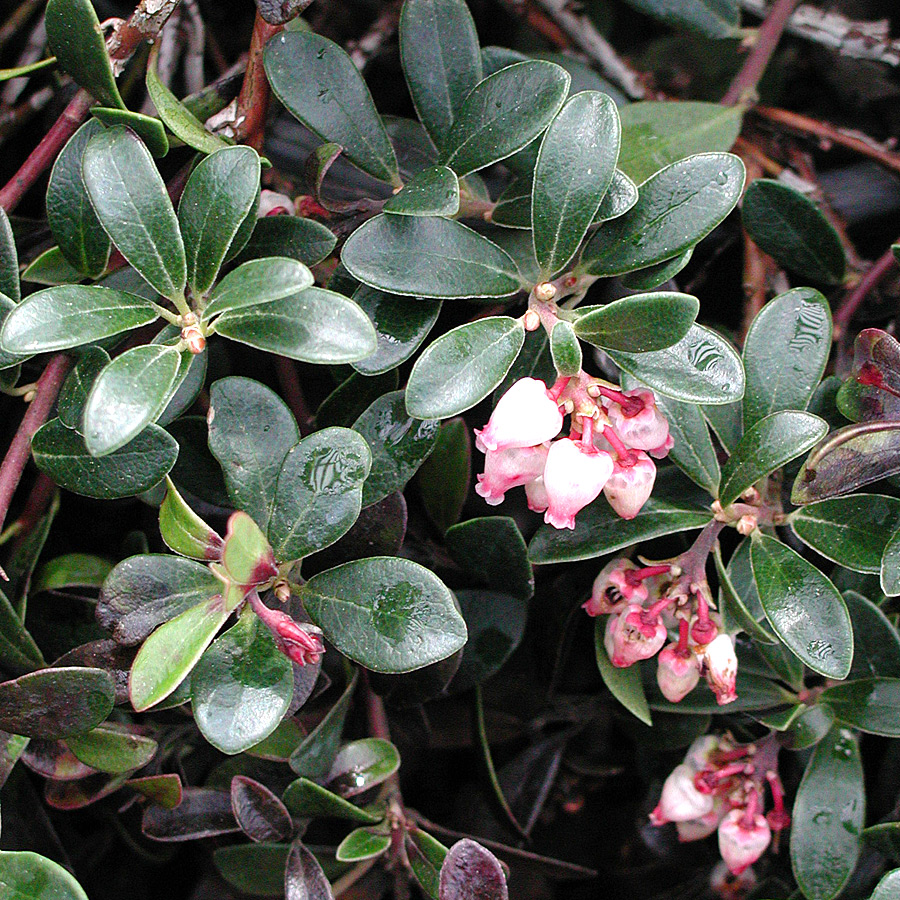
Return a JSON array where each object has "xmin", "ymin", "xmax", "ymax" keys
[
  {"xmin": 21, "ymin": 739, "xmax": 96, "ymax": 781},
  {"xmin": 231, "ymin": 775, "xmax": 294, "ymax": 842},
  {"xmin": 142, "ymin": 787, "xmax": 239, "ymax": 841},
  {"xmin": 45, "ymin": 772, "xmax": 128, "ymax": 809},
  {"xmin": 53, "ymin": 640, "xmax": 137, "ymax": 705},
  {"xmin": 285, "ymin": 840, "xmax": 334, "ymax": 900},
  {"xmin": 439, "ymin": 839, "xmax": 508, "ymax": 900}
]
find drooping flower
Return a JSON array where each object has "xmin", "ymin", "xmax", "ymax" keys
[
  {"xmin": 676, "ymin": 802, "xmax": 724, "ymax": 842},
  {"xmin": 605, "ymin": 388, "xmax": 670, "ymax": 452},
  {"xmin": 605, "ymin": 603, "xmax": 667, "ymax": 668},
  {"xmin": 717, "ymin": 809, "xmax": 771, "ymax": 875},
  {"xmin": 702, "ymin": 634, "xmax": 738, "ymax": 705},
  {"xmin": 475, "ymin": 443, "xmax": 549, "ymax": 506},
  {"xmin": 524, "ymin": 475, "xmax": 549, "ymax": 513},
  {"xmin": 475, "ymin": 378, "xmax": 563, "ymax": 453},
  {"xmin": 258, "ymin": 189, "xmax": 296, "ymax": 217},
  {"xmin": 657, "ymin": 642, "xmax": 701, "ymax": 702},
  {"xmin": 603, "ymin": 451, "xmax": 657, "ymax": 519},
  {"xmin": 584, "ymin": 559, "xmax": 648, "ymax": 617},
  {"xmin": 542, "ymin": 438, "xmax": 613, "ymax": 529},
  {"xmin": 650, "ymin": 763, "xmax": 715, "ymax": 825}
]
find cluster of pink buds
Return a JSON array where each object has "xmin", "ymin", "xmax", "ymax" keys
[
  {"xmin": 586, "ymin": 558, "xmax": 738, "ymax": 706},
  {"xmin": 474, "ymin": 376, "xmax": 672, "ymax": 529},
  {"xmin": 650, "ymin": 734, "xmax": 789, "ymax": 876},
  {"xmin": 248, "ymin": 591, "xmax": 325, "ymax": 666}
]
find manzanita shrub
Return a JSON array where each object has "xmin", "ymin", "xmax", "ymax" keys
[{"xmin": 0, "ymin": 0, "xmax": 899, "ymax": 898}]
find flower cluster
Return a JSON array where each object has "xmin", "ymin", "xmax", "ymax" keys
[
  {"xmin": 586, "ymin": 557, "xmax": 738, "ymax": 706},
  {"xmin": 474, "ymin": 376, "xmax": 672, "ymax": 529},
  {"xmin": 650, "ymin": 734, "xmax": 789, "ymax": 876}
]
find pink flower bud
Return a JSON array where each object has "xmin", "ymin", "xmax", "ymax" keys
[
  {"xmin": 542, "ymin": 438, "xmax": 613, "ymax": 530},
  {"xmin": 676, "ymin": 803, "xmax": 724, "ymax": 842},
  {"xmin": 603, "ymin": 451, "xmax": 656, "ymax": 519},
  {"xmin": 650, "ymin": 763, "xmax": 715, "ymax": 825},
  {"xmin": 475, "ymin": 378, "xmax": 563, "ymax": 453},
  {"xmin": 475, "ymin": 443, "xmax": 549, "ymax": 506},
  {"xmin": 524, "ymin": 475, "xmax": 549, "ymax": 512},
  {"xmin": 584, "ymin": 559, "xmax": 648, "ymax": 617},
  {"xmin": 717, "ymin": 809, "xmax": 771, "ymax": 875},
  {"xmin": 605, "ymin": 604, "xmax": 667, "ymax": 668},
  {"xmin": 702, "ymin": 634, "xmax": 738, "ymax": 705},
  {"xmin": 258, "ymin": 189, "xmax": 296, "ymax": 217},
  {"xmin": 250, "ymin": 595, "xmax": 325, "ymax": 667},
  {"xmin": 657, "ymin": 644, "xmax": 701, "ymax": 702},
  {"xmin": 605, "ymin": 389, "xmax": 670, "ymax": 452}
]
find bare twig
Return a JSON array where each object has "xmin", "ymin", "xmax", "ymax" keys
[
  {"xmin": 739, "ymin": 159, "xmax": 769, "ymax": 342},
  {"xmin": 833, "ymin": 244, "xmax": 899, "ymax": 338},
  {"xmin": 349, "ymin": 0, "xmax": 402, "ymax": 70},
  {"xmin": 181, "ymin": 0, "xmax": 206, "ymax": 94},
  {"xmin": 2, "ymin": 17, "xmax": 47, "ymax": 106}
]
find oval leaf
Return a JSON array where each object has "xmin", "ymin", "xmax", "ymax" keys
[
  {"xmin": 285, "ymin": 841, "xmax": 334, "ymax": 900},
  {"xmin": 384, "ymin": 166, "xmax": 460, "ymax": 216},
  {"xmin": 0, "ymin": 851, "xmax": 89, "ymax": 900},
  {"xmin": 231, "ymin": 775, "xmax": 294, "ymax": 843},
  {"xmin": 594, "ymin": 619, "xmax": 651, "ymax": 725},
  {"xmin": 66, "ymin": 722, "xmax": 158, "ymax": 774},
  {"xmin": 203, "ymin": 257, "xmax": 314, "ymax": 321},
  {"xmin": 439, "ymin": 839, "xmax": 508, "ymax": 900},
  {"xmin": 327, "ymin": 737, "xmax": 400, "ymax": 797},
  {"xmin": 822, "ymin": 678, "xmax": 900, "ymax": 736},
  {"xmin": 336, "ymin": 828, "xmax": 391, "ymax": 863}
]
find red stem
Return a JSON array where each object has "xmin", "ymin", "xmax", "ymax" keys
[
  {"xmin": 233, "ymin": 13, "xmax": 281, "ymax": 147},
  {"xmin": 833, "ymin": 244, "xmax": 898, "ymax": 335}
]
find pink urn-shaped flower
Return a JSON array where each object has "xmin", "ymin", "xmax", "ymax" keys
[
  {"xmin": 605, "ymin": 389, "xmax": 670, "ymax": 452},
  {"xmin": 475, "ymin": 378, "xmax": 563, "ymax": 453},
  {"xmin": 717, "ymin": 809, "xmax": 771, "ymax": 875},
  {"xmin": 604, "ymin": 604, "xmax": 667, "ymax": 668},
  {"xmin": 650, "ymin": 763, "xmax": 715, "ymax": 825},
  {"xmin": 475, "ymin": 443, "xmax": 549, "ymax": 506},
  {"xmin": 657, "ymin": 643, "xmax": 701, "ymax": 702},
  {"xmin": 702, "ymin": 634, "xmax": 738, "ymax": 705},
  {"xmin": 603, "ymin": 451, "xmax": 657, "ymax": 519},
  {"xmin": 542, "ymin": 438, "xmax": 613, "ymax": 529}
]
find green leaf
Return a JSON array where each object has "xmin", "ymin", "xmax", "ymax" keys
[
  {"xmin": 46, "ymin": 120, "xmax": 111, "ymax": 278},
  {"xmin": 406, "ymin": 831, "xmax": 449, "ymax": 899},
  {"xmin": 790, "ymin": 725, "xmax": 864, "ymax": 900},
  {"xmin": 417, "ymin": 418, "xmax": 471, "ymax": 533},
  {"xmin": 208, "ymin": 376, "xmax": 300, "ymax": 529},
  {"xmin": 871, "ymin": 870, "xmax": 900, "ymax": 900},
  {"xmin": 399, "ymin": 0, "xmax": 482, "ymax": 148},
  {"xmin": 353, "ymin": 391, "xmax": 439, "ymax": 507},
  {"xmin": 594, "ymin": 169, "xmax": 639, "ymax": 222},
  {"xmin": 179, "ymin": 146, "xmax": 261, "ymax": 296},
  {"xmin": 290, "ymin": 670, "xmax": 357, "ymax": 779},
  {"xmin": 843, "ymin": 590, "xmax": 900, "ymax": 680},
  {"xmin": 328, "ymin": 738, "xmax": 400, "ymax": 797},
  {"xmin": 351, "ymin": 286, "xmax": 441, "ymax": 376},
  {"xmin": 0, "ymin": 209, "xmax": 19, "ymax": 303},
  {"xmin": 446, "ymin": 516, "xmax": 533, "ymax": 600},
  {"xmin": 45, "ymin": 0, "xmax": 125, "ymax": 109},
  {"xmin": 742, "ymin": 287, "xmax": 832, "ymax": 431},
  {"xmin": 0, "ymin": 851, "xmax": 89, "ymax": 900},
  {"xmin": 82, "ymin": 345, "xmax": 182, "ymax": 456},
  {"xmin": 0, "ymin": 57, "xmax": 57, "ymax": 81},
  {"xmin": 0, "ymin": 586, "xmax": 44, "ymax": 674},
  {"xmin": 384, "ymin": 166, "xmax": 460, "ymax": 216},
  {"xmin": 0, "ymin": 667, "xmax": 114, "ymax": 739},
  {"xmin": 301, "ymin": 557, "xmax": 466, "ymax": 673},
  {"xmin": 750, "ymin": 533, "xmax": 853, "ymax": 679},
  {"xmin": 618, "ymin": 101, "xmax": 742, "ymax": 184},
  {"xmin": 0, "ymin": 285, "xmax": 159, "ymax": 354},
  {"xmin": 580, "ymin": 153, "xmax": 745, "ymax": 276},
  {"xmin": 342, "ymin": 215, "xmax": 520, "ymax": 299},
  {"xmin": 441, "ymin": 61, "xmax": 569, "ymax": 177},
  {"xmin": 609, "ymin": 323, "xmax": 744, "ymax": 405},
  {"xmin": 82, "ymin": 127, "xmax": 186, "ymax": 301},
  {"xmin": 32, "ymin": 418, "xmax": 178, "ymax": 500},
  {"xmin": 0, "ymin": 296, "xmax": 26, "ymax": 371},
  {"xmin": 317, "ymin": 371, "xmax": 399, "ymax": 428},
  {"xmin": 622, "ymin": 0, "xmax": 740, "ymax": 38},
  {"xmin": 742, "ymin": 179, "xmax": 847, "ymax": 285},
  {"xmin": 191, "ymin": 612, "xmax": 293, "ymax": 754},
  {"xmin": 790, "ymin": 494, "xmax": 900, "ymax": 574},
  {"xmin": 793, "ymin": 421, "xmax": 900, "ymax": 505},
  {"xmin": 864, "ymin": 824, "xmax": 900, "ymax": 862},
  {"xmin": 719, "ymin": 411, "xmax": 828, "ymax": 507},
  {"xmin": 264, "ymin": 31, "xmax": 398, "ymax": 183},
  {"xmin": 647, "ymin": 670, "xmax": 792, "ymax": 714},
  {"xmin": 213, "ymin": 844, "xmax": 292, "ymax": 896},
  {"xmin": 406, "ymin": 316, "xmax": 525, "ymax": 418},
  {"xmin": 236, "ymin": 216, "xmax": 337, "ymax": 268},
  {"xmin": 130, "ymin": 596, "xmax": 232, "ymax": 712},
  {"xmin": 221, "ymin": 511, "xmax": 277, "ymax": 587},
  {"xmin": 882, "ymin": 527, "xmax": 900, "ymax": 596},
  {"xmin": 20, "ymin": 246, "xmax": 85, "ymax": 286},
  {"xmin": 57, "ymin": 347, "xmax": 109, "ymax": 430},
  {"xmin": 550, "ymin": 321, "xmax": 582, "ymax": 377},
  {"xmin": 268, "ymin": 427, "xmax": 372, "ymax": 562},
  {"xmin": 532, "ymin": 91, "xmax": 621, "ymax": 275},
  {"xmin": 33, "ymin": 553, "xmax": 112, "ymax": 594},
  {"xmin": 715, "ymin": 542, "xmax": 776, "ymax": 643},
  {"xmin": 282, "ymin": 777, "xmax": 382, "ymax": 823},
  {"xmin": 574, "ymin": 292, "xmax": 699, "ymax": 352},
  {"xmin": 66, "ymin": 722, "xmax": 158, "ymax": 774},
  {"xmin": 620, "ymin": 248, "xmax": 694, "ymax": 291},
  {"xmin": 594, "ymin": 619, "xmax": 651, "ymax": 725},
  {"xmin": 336, "ymin": 828, "xmax": 391, "ymax": 862},
  {"xmin": 90, "ymin": 108, "xmax": 169, "ymax": 158},
  {"xmin": 203, "ymin": 257, "xmax": 313, "ymax": 321},
  {"xmin": 822, "ymin": 678, "xmax": 900, "ymax": 736}
]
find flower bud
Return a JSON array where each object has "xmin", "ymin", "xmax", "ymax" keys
[
  {"xmin": 542, "ymin": 438, "xmax": 613, "ymax": 530},
  {"xmin": 605, "ymin": 389, "xmax": 670, "ymax": 452},
  {"xmin": 702, "ymin": 634, "xmax": 738, "ymax": 705},
  {"xmin": 717, "ymin": 808, "xmax": 771, "ymax": 875},
  {"xmin": 258, "ymin": 189, "xmax": 295, "ymax": 217},
  {"xmin": 605, "ymin": 604, "xmax": 667, "ymax": 668},
  {"xmin": 475, "ymin": 378, "xmax": 563, "ymax": 453},
  {"xmin": 650, "ymin": 763, "xmax": 715, "ymax": 825},
  {"xmin": 603, "ymin": 451, "xmax": 656, "ymax": 519},
  {"xmin": 656, "ymin": 643, "xmax": 701, "ymax": 702},
  {"xmin": 269, "ymin": 609, "xmax": 325, "ymax": 666},
  {"xmin": 475, "ymin": 443, "xmax": 549, "ymax": 506}
]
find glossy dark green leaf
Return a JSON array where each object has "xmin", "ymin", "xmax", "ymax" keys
[
  {"xmin": 90, "ymin": 108, "xmax": 168, "ymax": 158},
  {"xmin": 208, "ymin": 376, "xmax": 300, "ymax": 530},
  {"xmin": 19, "ymin": 247, "xmax": 84, "ymax": 287},
  {"xmin": 863, "ymin": 823, "xmax": 900, "ymax": 862},
  {"xmin": 0, "ymin": 667, "xmax": 114, "ymax": 739},
  {"xmin": 532, "ymin": 91, "xmax": 621, "ymax": 275},
  {"xmin": 594, "ymin": 619, "xmax": 651, "ymax": 725},
  {"xmin": 285, "ymin": 841, "xmax": 334, "ymax": 900},
  {"xmin": 574, "ymin": 292, "xmax": 699, "ymax": 352},
  {"xmin": 743, "ymin": 179, "xmax": 847, "ymax": 285},
  {"xmin": 407, "ymin": 831, "xmax": 449, "ymax": 900},
  {"xmin": 609, "ymin": 324, "xmax": 744, "ymax": 405},
  {"xmin": 336, "ymin": 828, "xmax": 391, "ymax": 863},
  {"xmin": 342, "ymin": 215, "xmax": 520, "ymax": 299},
  {"xmin": 780, "ymin": 703, "xmax": 835, "ymax": 750},
  {"xmin": 594, "ymin": 169, "xmax": 639, "ymax": 222},
  {"xmin": 301, "ymin": 557, "xmax": 466, "ymax": 673},
  {"xmin": 843, "ymin": 590, "xmax": 900, "ymax": 680},
  {"xmin": 490, "ymin": 179, "xmax": 531, "ymax": 229},
  {"xmin": 327, "ymin": 737, "xmax": 400, "ymax": 798},
  {"xmin": 882, "ymin": 527, "xmax": 900, "ymax": 597},
  {"xmin": 236, "ymin": 215, "xmax": 337, "ymax": 268},
  {"xmin": 620, "ymin": 248, "xmax": 693, "ymax": 291},
  {"xmin": 351, "ymin": 286, "xmax": 441, "ymax": 376},
  {"xmin": 130, "ymin": 596, "xmax": 232, "ymax": 712},
  {"xmin": 178, "ymin": 146, "xmax": 261, "ymax": 296},
  {"xmin": 399, "ymin": 0, "xmax": 482, "ymax": 148},
  {"xmin": 82, "ymin": 345, "xmax": 182, "ymax": 456},
  {"xmin": 0, "ymin": 850, "xmax": 89, "ymax": 900},
  {"xmin": 282, "ymin": 777, "xmax": 381, "ymax": 823},
  {"xmin": 822, "ymin": 678, "xmax": 900, "ymax": 736},
  {"xmin": 441, "ymin": 61, "xmax": 569, "ymax": 177},
  {"xmin": 719, "ymin": 411, "xmax": 827, "ymax": 507},
  {"xmin": 792, "ymin": 421, "xmax": 900, "ymax": 504},
  {"xmin": 316, "ymin": 371, "xmax": 399, "ymax": 429},
  {"xmin": 0, "ymin": 285, "xmax": 159, "ymax": 354},
  {"xmin": 214, "ymin": 844, "xmax": 292, "ymax": 896},
  {"xmin": 446, "ymin": 516, "xmax": 533, "ymax": 600},
  {"xmin": 45, "ymin": 0, "xmax": 124, "ymax": 109},
  {"xmin": 550, "ymin": 321, "xmax": 582, "ymax": 377},
  {"xmin": 192, "ymin": 613, "xmax": 293, "ymax": 754},
  {"xmin": 406, "ymin": 316, "xmax": 525, "ymax": 418},
  {"xmin": 0, "ymin": 296, "xmax": 25, "ymax": 371},
  {"xmin": 57, "ymin": 347, "xmax": 109, "ymax": 431},
  {"xmin": 268, "ymin": 427, "xmax": 371, "ymax": 562},
  {"xmin": 83, "ymin": 127, "xmax": 186, "ymax": 300},
  {"xmin": 66, "ymin": 723, "xmax": 157, "ymax": 774},
  {"xmin": 417, "ymin": 418, "xmax": 471, "ymax": 533},
  {"xmin": 439, "ymin": 839, "xmax": 508, "ymax": 900},
  {"xmin": 581, "ymin": 153, "xmax": 744, "ymax": 276},
  {"xmin": 46, "ymin": 120, "xmax": 111, "ymax": 278},
  {"xmin": 215, "ymin": 287, "xmax": 377, "ymax": 364},
  {"xmin": 385, "ymin": 166, "xmax": 459, "ymax": 216},
  {"xmin": 265, "ymin": 31, "xmax": 398, "ymax": 183},
  {"xmin": 716, "ymin": 541, "xmax": 776, "ymax": 643},
  {"xmin": 494, "ymin": 325, "xmax": 554, "ymax": 398},
  {"xmin": 353, "ymin": 391, "xmax": 439, "ymax": 507},
  {"xmin": 32, "ymin": 418, "xmax": 178, "ymax": 500},
  {"xmin": 742, "ymin": 287, "xmax": 832, "ymax": 430},
  {"xmin": 0, "ymin": 209, "xmax": 18, "ymax": 303},
  {"xmin": 231, "ymin": 776, "xmax": 293, "ymax": 843},
  {"xmin": 203, "ymin": 257, "xmax": 313, "ymax": 321},
  {"xmin": 750, "ymin": 533, "xmax": 852, "ymax": 679},
  {"xmin": 790, "ymin": 495, "xmax": 900, "ymax": 574},
  {"xmin": 790, "ymin": 725, "xmax": 864, "ymax": 900},
  {"xmin": 647, "ymin": 670, "xmax": 792, "ymax": 714},
  {"xmin": 0, "ymin": 586, "xmax": 43, "ymax": 675}
]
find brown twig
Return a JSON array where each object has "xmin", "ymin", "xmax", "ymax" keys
[
  {"xmin": 833, "ymin": 244, "xmax": 899, "ymax": 338},
  {"xmin": 722, "ymin": 0, "xmax": 801, "ymax": 106},
  {"xmin": 231, "ymin": 12, "xmax": 281, "ymax": 147},
  {"xmin": 739, "ymin": 159, "xmax": 768, "ymax": 342}
]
